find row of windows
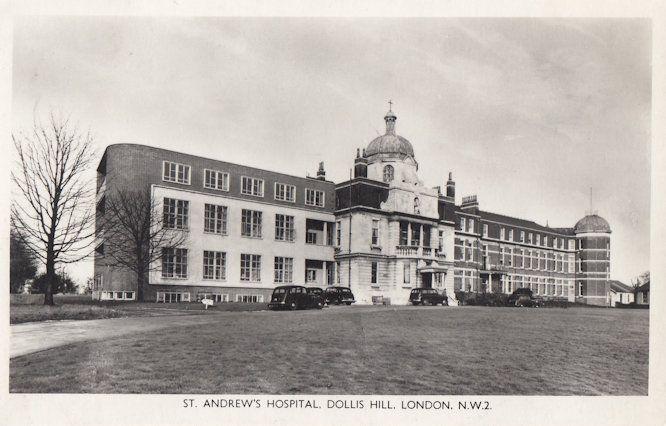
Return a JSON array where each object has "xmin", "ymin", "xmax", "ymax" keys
[
  {"xmin": 161, "ymin": 249, "xmax": 327, "ymax": 284},
  {"xmin": 163, "ymin": 161, "xmax": 325, "ymax": 206},
  {"xmin": 163, "ymin": 198, "xmax": 333, "ymax": 244},
  {"xmin": 455, "ymin": 240, "xmax": 576, "ymax": 273},
  {"xmin": 99, "ymin": 291, "xmax": 135, "ymax": 300},
  {"xmin": 459, "ymin": 217, "xmax": 575, "ymax": 250},
  {"xmin": 156, "ymin": 291, "xmax": 264, "ymax": 303}
]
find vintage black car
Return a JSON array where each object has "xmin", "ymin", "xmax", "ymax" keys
[
  {"xmin": 306, "ymin": 287, "xmax": 325, "ymax": 308},
  {"xmin": 507, "ymin": 288, "xmax": 541, "ymax": 307},
  {"xmin": 409, "ymin": 288, "xmax": 448, "ymax": 306},
  {"xmin": 323, "ymin": 286, "xmax": 356, "ymax": 305},
  {"xmin": 268, "ymin": 285, "xmax": 323, "ymax": 310}
]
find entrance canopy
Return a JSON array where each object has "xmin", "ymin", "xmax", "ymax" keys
[{"xmin": 417, "ymin": 265, "xmax": 448, "ymax": 274}]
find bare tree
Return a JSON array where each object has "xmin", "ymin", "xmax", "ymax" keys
[
  {"xmin": 98, "ymin": 188, "xmax": 188, "ymax": 302},
  {"xmin": 11, "ymin": 114, "xmax": 96, "ymax": 305}
]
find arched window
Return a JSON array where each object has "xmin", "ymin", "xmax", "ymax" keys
[{"xmin": 383, "ymin": 165, "xmax": 394, "ymax": 183}]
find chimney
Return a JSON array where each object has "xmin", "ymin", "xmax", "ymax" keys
[
  {"xmin": 461, "ymin": 195, "xmax": 479, "ymax": 214},
  {"xmin": 354, "ymin": 147, "xmax": 368, "ymax": 178},
  {"xmin": 446, "ymin": 171, "xmax": 456, "ymax": 199},
  {"xmin": 316, "ymin": 161, "xmax": 326, "ymax": 180}
]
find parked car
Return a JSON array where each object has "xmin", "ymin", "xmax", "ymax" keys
[
  {"xmin": 323, "ymin": 286, "xmax": 356, "ymax": 305},
  {"xmin": 409, "ymin": 288, "xmax": 448, "ymax": 306},
  {"xmin": 507, "ymin": 288, "xmax": 540, "ymax": 307},
  {"xmin": 306, "ymin": 287, "xmax": 325, "ymax": 309},
  {"xmin": 268, "ymin": 285, "xmax": 322, "ymax": 310}
]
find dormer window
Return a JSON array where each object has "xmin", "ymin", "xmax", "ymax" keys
[{"xmin": 383, "ymin": 164, "xmax": 394, "ymax": 182}]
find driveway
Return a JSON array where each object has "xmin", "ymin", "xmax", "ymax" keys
[{"xmin": 10, "ymin": 313, "xmax": 227, "ymax": 358}]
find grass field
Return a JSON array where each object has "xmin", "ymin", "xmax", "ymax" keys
[
  {"xmin": 10, "ymin": 301, "xmax": 268, "ymax": 324},
  {"xmin": 9, "ymin": 306, "xmax": 648, "ymax": 395}
]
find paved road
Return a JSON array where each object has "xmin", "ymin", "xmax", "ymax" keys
[{"xmin": 10, "ymin": 313, "xmax": 226, "ymax": 359}]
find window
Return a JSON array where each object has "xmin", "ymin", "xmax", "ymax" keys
[
  {"xmin": 162, "ymin": 248, "xmax": 188, "ymax": 278},
  {"xmin": 237, "ymin": 294, "xmax": 264, "ymax": 303},
  {"xmin": 306, "ymin": 269, "xmax": 317, "ymax": 283},
  {"xmin": 336, "ymin": 221, "xmax": 341, "ymax": 246},
  {"xmin": 483, "ymin": 224, "xmax": 488, "ymax": 238},
  {"xmin": 508, "ymin": 229, "xmax": 514, "ymax": 241},
  {"xmin": 305, "ymin": 188, "xmax": 325, "ymax": 207},
  {"xmin": 527, "ymin": 233, "xmax": 533, "ymax": 244},
  {"xmin": 163, "ymin": 161, "xmax": 190, "ymax": 184},
  {"xmin": 399, "ymin": 222, "xmax": 409, "ymax": 246},
  {"xmin": 124, "ymin": 292, "xmax": 135, "ymax": 300},
  {"xmin": 241, "ymin": 209, "xmax": 262, "ymax": 238},
  {"xmin": 204, "ymin": 169, "xmax": 229, "ymax": 191},
  {"xmin": 411, "ymin": 224, "xmax": 421, "ymax": 246},
  {"xmin": 536, "ymin": 234, "xmax": 541, "ymax": 245},
  {"xmin": 383, "ymin": 165, "xmax": 394, "ymax": 182},
  {"xmin": 438, "ymin": 230, "xmax": 444, "ymax": 251},
  {"xmin": 371, "ymin": 262, "xmax": 378, "ymax": 284},
  {"xmin": 568, "ymin": 239, "xmax": 575, "ymax": 250},
  {"xmin": 156, "ymin": 291, "xmax": 190, "ymax": 303},
  {"xmin": 371, "ymin": 219, "xmax": 380, "ymax": 245},
  {"xmin": 241, "ymin": 176, "xmax": 264, "ymax": 197},
  {"xmin": 274, "ymin": 257, "xmax": 294, "ymax": 283},
  {"xmin": 204, "ymin": 204, "xmax": 227, "ymax": 234},
  {"xmin": 240, "ymin": 254, "xmax": 261, "ymax": 282},
  {"xmin": 306, "ymin": 230, "xmax": 317, "ymax": 244},
  {"xmin": 197, "ymin": 293, "xmax": 229, "ymax": 303},
  {"xmin": 520, "ymin": 231, "xmax": 525, "ymax": 243},
  {"xmin": 500, "ymin": 227, "xmax": 506, "ymax": 240},
  {"xmin": 468, "ymin": 218, "xmax": 475, "ymax": 233},
  {"xmin": 403, "ymin": 262, "xmax": 410, "ymax": 284},
  {"xmin": 163, "ymin": 198, "xmax": 189, "ymax": 229},
  {"xmin": 203, "ymin": 251, "xmax": 226, "ymax": 280},
  {"xmin": 275, "ymin": 214, "xmax": 295, "ymax": 242},
  {"xmin": 274, "ymin": 182, "xmax": 296, "ymax": 202},
  {"xmin": 460, "ymin": 217, "xmax": 466, "ymax": 231},
  {"xmin": 578, "ymin": 282, "xmax": 583, "ymax": 296}
]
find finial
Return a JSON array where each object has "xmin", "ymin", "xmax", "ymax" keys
[
  {"xmin": 362, "ymin": 148, "xmax": 367, "ymax": 157},
  {"xmin": 356, "ymin": 148, "xmax": 360, "ymax": 158},
  {"xmin": 388, "ymin": 99, "xmax": 393, "ymax": 112},
  {"xmin": 448, "ymin": 171, "xmax": 453, "ymax": 181}
]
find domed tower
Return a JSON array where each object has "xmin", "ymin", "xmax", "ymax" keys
[
  {"xmin": 364, "ymin": 106, "xmax": 420, "ymax": 187},
  {"xmin": 574, "ymin": 214, "xmax": 611, "ymax": 306}
]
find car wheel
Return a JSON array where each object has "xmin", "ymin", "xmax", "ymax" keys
[
  {"xmin": 317, "ymin": 302, "xmax": 323, "ymax": 310},
  {"xmin": 412, "ymin": 302, "xmax": 419, "ymax": 306},
  {"xmin": 345, "ymin": 302, "xmax": 352, "ymax": 306},
  {"xmin": 290, "ymin": 302, "xmax": 297, "ymax": 310}
]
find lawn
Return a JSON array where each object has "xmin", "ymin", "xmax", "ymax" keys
[
  {"xmin": 9, "ymin": 306, "xmax": 648, "ymax": 395},
  {"xmin": 10, "ymin": 301, "xmax": 268, "ymax": 324}
]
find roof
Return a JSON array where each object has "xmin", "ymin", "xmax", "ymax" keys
[
  {"xmin": 609, "ymin": 280, "xmax": 633, "ymax": 293},
  {"xmin": 574, "ymin": 214, "xmax": 611, "ymax": 234},
  {"xmin": 478, "ymin": 210, "xmax": 575, "ymax": 236},
  {"xmin": 636, "ymin": 282, "xmax": 650, "ymax": 292},
  {"xmin": 365, "ymin": 110, "xmax": 415, "ymax": 158}
]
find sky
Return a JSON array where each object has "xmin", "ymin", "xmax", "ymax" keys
[{"xmin": 11, "ymin": 17, "xmax": 651, "ymax": 286}]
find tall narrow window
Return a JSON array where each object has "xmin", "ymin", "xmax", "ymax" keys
[
  {"xmin": 203, "ymin": 251, "xmax": 226, "ymax": 280},
  {"xmin": 403, "ymin": 262, "xmax": 410, "ymax": 284},
  {"xmin": 411, "ymin": 224, "xmax": 421, "ymax": 246},
  {"xmin": 241, "ymin": 209, "xmax": 262, "ymax": 238},
  {"xmin": 240, "ymin": 254, "xmax": 261, "ymax": 282},
  {"xmin": 399, "ymin": 221, "xmax": 409, "ymax": 246},
  {"xmin": 336, "ymin": 221, "xmax": 341, "ymax": 246},
  {"xmin": 204, "ymin": 204, "xmax": 227, "ymax": 234},
  {"xmin": 483, "ymin": 224, "xmax": 488, "ymax": 238},
  {"xmin": 163, "ymin": 198, "xmax": 189, "ymax": 229},
  {"xmin": 371, "ymin": 262, "xmax": 378, "ymax": 284},
  {"xmin": 371, "ymin": 219, "xmax": 380, "ymax": 245},
  {"xmin": 383, "ymin": 164, "xmax": 394, "ymax": 182}
]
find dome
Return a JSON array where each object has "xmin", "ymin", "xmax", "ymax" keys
[
  {"xmin": 574, "ymin": 214, "xmax": 611, "ymax": 234},
  {"xmin": 365, "ymin": 109, "xmax": 415, "ymax": 158}
]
